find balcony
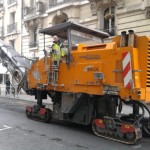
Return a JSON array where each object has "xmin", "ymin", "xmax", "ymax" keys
[
  {"xmin": 29, "ymin": 42, "xmax": 39, "ymax": 48},
  {"xmin": 49, "ymin": 0, "xmax": 83, "ymax": 8},
  {"xmin": 24, "ymin": 7, "xmax": 36, "ymax": 16},
  {"xmin": 7, "ymin": 23, "xmax": 17, "ymax": 34},
  {"xmin": 24, "ymin": 2, "xmax": 44, "ymax": 21},
  {"xmin": 7, "ymin": 0, "xmax": 16, "ymax": 6},
  {"xmin": 0, "ymin": 26, "xmax": 4, "ymax": 37},
  {"xmin": 47, "ymin": 0, "xmax": 88, "ymax": 14}
]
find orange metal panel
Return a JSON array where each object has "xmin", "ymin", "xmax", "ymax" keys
[
  {"xmin": 146, "ymin": 87, "xmax": 150, "ymax": 102},
  {"xmin": 27, "ymin": 36, "xmax": 150, "ymax": 102},
  {"xmin": 74, "ymin": 62, "xmax": 102, "ymax": 85}
]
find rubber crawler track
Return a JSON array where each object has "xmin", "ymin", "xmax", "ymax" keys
[{"xmin": 92, "ymin": 123, "xmax": 142, "ymax": 145}]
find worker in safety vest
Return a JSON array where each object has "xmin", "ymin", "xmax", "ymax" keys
[
  {"xmin": 60, "ymin": 40, "xmax": 68, "ymax": 62},
  {"xmin": 51, "ymin": 36, "xmax": 67, "ymax": 66},
  {"xmin": 51, "ymin": 35, "xmax": 61, "ymax": 67}
]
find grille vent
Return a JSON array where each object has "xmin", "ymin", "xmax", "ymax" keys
[{"xmin": 147, "ymin": 39, "xmax": 150, "ymax": 87}]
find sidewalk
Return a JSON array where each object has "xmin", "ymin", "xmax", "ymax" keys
[
  {"xmin": 0, "ymin": 88, "xmax": 149, "ymax": 115},
  {"xmin": 0, "ymin": 89, "xmax": 52, "ymax": 105}
]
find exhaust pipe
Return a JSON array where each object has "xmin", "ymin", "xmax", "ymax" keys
[
  {"xmin": 128, "ymin": 30, "xmax": 135, "ymax": 47},
  {"xmin": 120, "ymin": 31, "xmax": 127, "ymax": 47}
]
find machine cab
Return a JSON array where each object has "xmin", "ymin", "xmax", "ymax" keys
[{"xmin": 39, "ymin": 21, "xmax": 109, "ymax": 65}]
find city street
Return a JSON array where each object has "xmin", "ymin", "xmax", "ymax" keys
[
  {"xmin": 0, "ymin": 97, "xmax": 149, "ymax": 150},
  {"xmin": 0, "ymin": 0, "xmax": 150, "ymax": 150}
]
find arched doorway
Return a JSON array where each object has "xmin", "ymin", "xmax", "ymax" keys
[{"xmin": 52, "ymin": 13, "xmax": 68, "ymax": 26}]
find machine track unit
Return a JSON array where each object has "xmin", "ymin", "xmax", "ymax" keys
[{"xmin": 92, "ymin": 118, "xmax": 142, "ymax": 144}]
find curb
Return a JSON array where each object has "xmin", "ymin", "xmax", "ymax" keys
[{"xmin": 0, "ymin": 96, "xmax": 52, "ymax": 105}]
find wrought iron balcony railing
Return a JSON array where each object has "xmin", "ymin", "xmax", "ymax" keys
[
  {"xmin": 0, "ymin": 26, "xmax": 4, "ymax": 37},
  {"xmin": 49, "ymin": 0, "xmax": 82, "ymax": 8},
  {"xmin": 7, "ymin": 23, "xmax": 17, "ymax": 34},
  {"xmin": 29, "ymin": 42, "xmax": 39, "ymax": 48},
  {"xmin": 25, "ymin": 7, "xmax": 36, "ymax": 16},
  {"xmin": 7, "ymin": 0, "xmax": 16, "ymax": 5},
  {"xmin": 24, "ymin": 2, "xmax": 44, "ymax": 18}
]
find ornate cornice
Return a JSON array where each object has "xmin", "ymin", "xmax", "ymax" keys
[
  {"xmin": 89, "ymin": 0, "xmax": 124, "ymax": 8},
  {"xmin": 89, "ymin": 0, "xmax": 119, "ymax": 15},
  {"xmin": 24, "ymin": 18, "xmax": 43, "ymax": 32}
]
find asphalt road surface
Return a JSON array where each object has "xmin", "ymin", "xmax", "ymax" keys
[{"xmin": 0, "ymin": 97, "xmax": 149, "ymax": 150}]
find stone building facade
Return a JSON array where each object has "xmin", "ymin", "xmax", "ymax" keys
[
  {"xmin": 0, "ymin": 0, "xmax": 22, "ymax": 51},
  {"xmin": 0, "ymin": 0, "xmax": 150, "ymax": 58},
  {"xmin": 0, "ymin": 0, "xmax": 22, "ymax": 85},
  {"xmin": 22, "ymin": 0, "xmax": 91, "ymax": 58},
  {"xmin": 0, "ymin": 0, "xmax": 149, "ymax": 86},
  {"xmin": 89, "ymin": 0, "xmax": 150, "ymax": 36},
  {"xmin": 22, "ymin": 0, "xmax": 150, "ymax": 58}
]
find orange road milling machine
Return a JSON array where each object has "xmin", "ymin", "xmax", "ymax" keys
[{"xmin": 0, "ymin": 22, "xmax": 150, "ymax": 144}]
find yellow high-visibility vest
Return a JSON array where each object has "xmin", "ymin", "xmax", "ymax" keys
[
  {"xmin": 51, "ymin": 43, "xmax": 61, "ymax": 61},
  {"xmin": 61, "ymin": 50, "xmax": 66, "ymax": 57}
]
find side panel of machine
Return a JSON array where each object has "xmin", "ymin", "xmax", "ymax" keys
[
  {"xmin": 52, "ymin": 92, "xmax": 95, "ymax": 125},
  {"xmin": 27, "ymin": 36, "xmax": 150, "ymax": 102},
  {"xmin": 27, "ymin": 58, "xmax": 51, "ymax": 89}
]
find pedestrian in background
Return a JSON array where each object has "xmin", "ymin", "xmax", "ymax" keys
[{"xmin": 5, "ymin": 78, "xmax": 11, "ymax": 95}]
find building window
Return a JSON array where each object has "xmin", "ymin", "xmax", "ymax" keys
[
  {"xmin": 10, "ymin": 12, "xmax": 15, "ymax": 24},
  {"xmin": 10, "ymin": 40, "xmax": 15, "ymax": 48},
  {"xmin": 34, "ymin": 28, "xmax": 37, "ymax": 44},
  {"xmin": 29, "ymin": 28, "xmax": 38, "ymax": 48},
  {"xmin": 0, "ymin": 74, "xmax": 3, "ymax": 84},
  {"xmin": 7, "ymin": 12, "xmax": 17, "ymax": 33},
  {"xmin": 103, "ymin": 6, "xmax": 115, "ymax": 36},
  {"xmin": 0, "ymin": 74, "xmax": 9, "ymax": 84},
  {"xmin": 8, "ymin": 0, "xmax": 16, "ymax": 5},
  {"xmin": 24, "ymin": 0, "xmax": 36, "ymax": 16},
  {"xmin": 30, "ymin": 0, "xmax": 36, "ymax": 8},
  {"xmin": 0, "ymin": 18, "xmax": 3, "ymax": 37},
  {"xmin": 0, "ymin": 0, "xmax": 3, "ymax": 8},
  {"xmin": 4, "ymin": 74, "xmax": 9, "ymax": 84},
  {"xmin": 0, "ymin": 18, "xmax": 2, "ymax": 27}
]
